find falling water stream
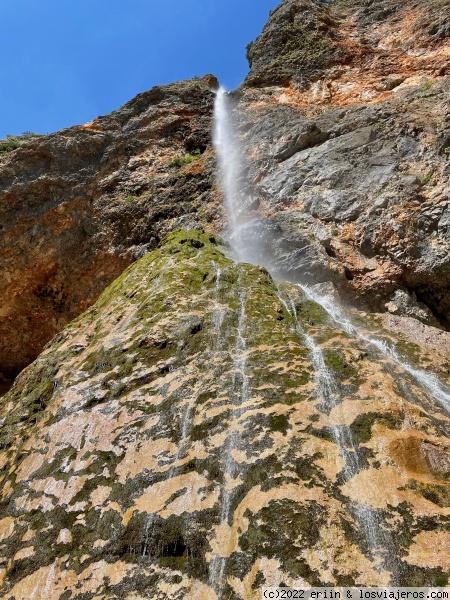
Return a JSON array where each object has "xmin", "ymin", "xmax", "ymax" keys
[
  {"xmin": 211, "ymin": 263, "xmax": 225, "ymax": 338},
  {"xmin": 302, "ymin": 284, "xmax": 450, "ymax": 415},
  {"xmin": 276, "ymin": 288, "xmax": 396, "ymax": 578},
  {"xmin": 212, "ymin": 84, "xmax": 450, "ymax": 588},
  {"xmin": 213, "ymin": 88, "xmax": 243, "ymax": 229},
  {"xmin": 209, "ymin": 277, "xmax": 250, "ymax": 597},
  {"xmin": 210, "ymin": 89, "xmax": 250, "ymax": 593}
]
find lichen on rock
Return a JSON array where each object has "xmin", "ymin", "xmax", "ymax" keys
[
  {"xmin": 1, "ymin": 0, "xmax": 450, "ymax": 596},
  {"xmin": 0, "ymin": 230, "xmax": 449, "ymax": 598}
]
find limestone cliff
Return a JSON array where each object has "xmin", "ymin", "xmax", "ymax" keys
[
  {"xmin": 1, "ymin": 1, "xmax": 450, "ymax": 382},
  {"xmin": 0, "ymin": 231, "xmax": 449, "ymax": 598},
  {"xmin": 1, "ymin": 0, "xmax": 450, "ymax": 597},
  {"xmin": 0, "ymin": 76, "xmax": 219, "ymax": 380},
  {"xmin": 237, "ymin": 0, "xmax": 450, "ymax": 327}
]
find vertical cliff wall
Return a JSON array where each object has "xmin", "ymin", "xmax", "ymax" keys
[
  {"xmin": 0, "ymin": 231, "xmax": 449, "ymax": 598},
  {"xmin": 2, "ymin": 0, "xmax": 450, "ymax": 382},
  {"xmin": 0, "ymin": 76, "xmax": 219, "ymax": 380},
  {"xmin": 0, "ymin": 0, "xmax": 450, "ymax": 597}
]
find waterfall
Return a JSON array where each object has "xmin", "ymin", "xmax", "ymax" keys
[
  {"xmin": 276, "ymin": 287, "xmax": 397, "ymax": 580},
  {"xmin": 302, "ymin": 284, "xmax": 450, "ymax": 416},
  {"xmin": 214, "ymin": 86, "xmax": 265, "ymax": 265},
  {"xmin": 213, "ymin": 87, "xmax": 243, "ymax": 231},
  {"xmin": 210, "ymin": 88, "xmax": 247, "ymax": 595},
  {"xmin": 208, "ymin": 280, "xmax": 250, "ymax": 597}
]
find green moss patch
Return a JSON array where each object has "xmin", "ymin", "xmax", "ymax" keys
[
  {"xmin": 239, "ymin": 498, "xmax": 325, "ymax": 583},
  {"xmin": 350, "ymin": 411, "xmax": 402, "ymax": 443}
]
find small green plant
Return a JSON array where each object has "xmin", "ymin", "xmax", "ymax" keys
[
  {"xmin": 0, "ymin": 131, "xmax": 42, "ymax": 155},
  {"xmin": 331, "ymin": 229, "xmax": 339, "ymax": 236},
  {"xmin": 420, "ymin": 171, "xmax": 435, "ymax": 185},
  {"xmin": 442, "ymin": 146, "xmax": 450, "ymax": 157},
  {"xmin": 169, "ymin": 149, "xmax": 201, "ymax": 168},
  {"xmin": 123, "ymin": 192, "xmax": 152, "ymax": 203},
  {"xmin": 20, "ymin": 131, "xmax": 41, "ymax": 139},
  {"xmin": 0, "ymin": 135, "xmax": 20, "ymax": 154},
  {"xmin": 169, "ymin": 156, "xmax": 183, "ymax": 168},
  {"xmin": 420, "ymin": 81, "xmax": 433, "ymax": 92}
]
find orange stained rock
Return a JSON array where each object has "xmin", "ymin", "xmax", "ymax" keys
[
  {"xmin": 341, "ymin": 463, "xmax": 450, "ymax": 516},
  {"xmin": 123, "ymin": 472, "xmax": 220, "ymax": 525},
  {"xmin": 387, "ymin": 432, "xmax": 450, "ymax": 480},
  {"xmin": 405, "ymin": 530, "xmax": 450, "ymax": 569}
]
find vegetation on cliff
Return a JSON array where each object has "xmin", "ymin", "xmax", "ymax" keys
[
  {"xmin": 0, "ymin": 231, "xmax": 449, "ymax": 598},
  {"xmin": 0, "ymin": 0, "xmax": 450, "ymax": 596}
]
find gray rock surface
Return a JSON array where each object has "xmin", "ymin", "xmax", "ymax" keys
[{"xmin": 234, "ymin": 74, "xmax": 450, "ymax": 325}]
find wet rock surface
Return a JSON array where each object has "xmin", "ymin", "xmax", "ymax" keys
[
  {"xmin": 0, "ymin": 231, "xmax": 449, "ymax": 598},
  {"xmin": 1, "ymin": 1, "xmax": 450, "ymax": 596}
]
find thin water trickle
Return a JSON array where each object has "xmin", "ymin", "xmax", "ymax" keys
[
  {"xmin": 41, "ymin": 562, "xmax": 56, "ymax": 600},
  {"xmin": 208, "ymin": 283, "xmax": 250, "ymax": 598},
  {"xmin": 211, "ymin": 262, "xmax": 225, "ymax": 342},
  {"xmin": 276, "ymin": 287, "xmax": 396, "ymax": 579},
  {"xmin": 301, "ymin": 284, "xmax": 450, "ymax": 415},
  {"xmin": 141, "ymin": 514, "xmax": 155, "ymax": 558}
]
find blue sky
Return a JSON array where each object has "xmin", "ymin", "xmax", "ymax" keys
[{"xmin": 0, "ymin": 0, "xmax": 277, "ymax": 139}]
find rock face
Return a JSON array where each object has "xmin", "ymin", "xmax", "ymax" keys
[
  {"xmin": 2, "ymin": 1, "xmax": 450, "ymax": 383},
  {"xmin": 233, "ymin": 75, "xmax": 450, "ymax": 323},
  {"xmin": 244, "ymin": 0, "xmax": 339, "ymax": 87},
  {"xmin": 1, "ymin": 0, "xmax": 450, "ymax": 597},
  {"xmin": 0, "ymin": 231, "xmax": 449, "ymax": 599},
  {"xmin": 236, "ymin": 0, "xmax": 450, "ymax": 326},
  {"xmin": 0, "ymin": 75, "xmax": 219, "ymax": 379},
  {"xmin": 244, "ymin": 0, "xmax": 450, "ymax": 89}
]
